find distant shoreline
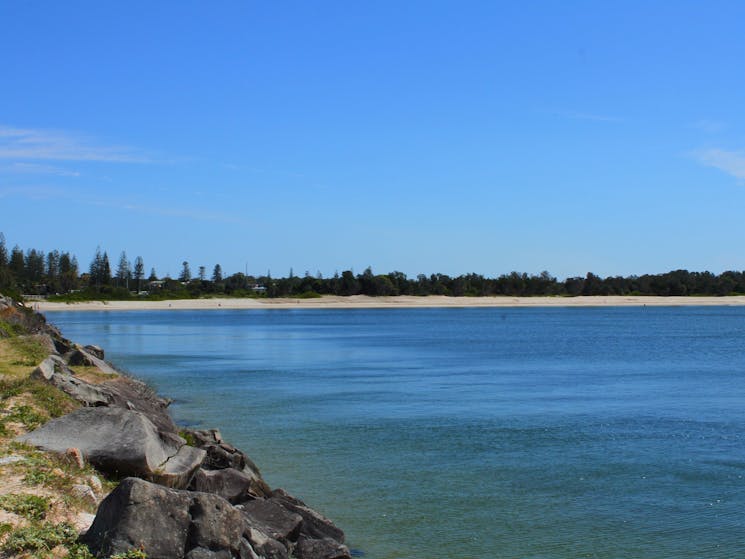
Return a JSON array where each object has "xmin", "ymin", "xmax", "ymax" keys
[{"xmin": 32, "ymin": 294, "xmax": 745, "ymax": 311}]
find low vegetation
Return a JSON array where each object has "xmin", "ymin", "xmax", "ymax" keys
[{"xmin": 0, "ymin": 300, "xmax": 140, "ymax": 558}]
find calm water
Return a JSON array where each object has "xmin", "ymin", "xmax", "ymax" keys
[{"xmin": 48, "ymin": 307, "xmax": 745, "ymax": 559}]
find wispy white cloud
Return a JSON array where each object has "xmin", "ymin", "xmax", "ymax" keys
[
  {"xmin": 0, "ymin": 183, "xmax": 243, "ymax": 224},
  {"xmin": 0, "ymin": 125, "xmax": 149, "ymax": 163},
  {"xmin": 0, "ymin": 185, "xmax": 68, "ymax": 200},
  {"xmin": 0, "ymin": 162, "xmax": 80, "ymax": 177},
  {"xmin": 691, "ymin": 148, "xmax": 745, "ymax": 180}
]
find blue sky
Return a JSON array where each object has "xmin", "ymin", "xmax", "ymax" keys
[{"xmin": 2, "ymin": 1, "xmax": 745, "ymax": 280}]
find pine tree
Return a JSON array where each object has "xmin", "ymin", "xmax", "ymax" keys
[
  {"xmin": 0, "ymin": 233, "xmax": 11, "ymax": 291},
  {"xmin": 179, "ymin": 261, "xmax": 191, "ymax": 282},
  {"xmin": 134, "ymin": 256, "xmax": 145, "ymax": 292},
  {"xmin": 46, "ymin": 250, "xmax": 60, "ymax": 293},
  {"xmin": 101, "ymin": 252, "xmax": 112, "ymax": 285},
  {"xmin": 116, "ymin": 251, "xmax": 131, "ymax": 288},
  {"xmin": 0, "ymin": 233, "xmax": 7, "ymax": 269},
  {"xmin": 59, "ymin": 252, "xmax": 78, "ymax": 293},
  {"xmin": 212, "ymin": 264, "xmax": 223, "ymax": 283}
]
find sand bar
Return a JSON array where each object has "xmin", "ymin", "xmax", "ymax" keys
[{"xmin": 31, "ymin": 295, "xmax": 745, "ymax": 311}]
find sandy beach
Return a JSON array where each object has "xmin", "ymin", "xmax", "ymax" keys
[{"xmin": 31, "ymin": 294, "xmax": 745, "ymax": 311}]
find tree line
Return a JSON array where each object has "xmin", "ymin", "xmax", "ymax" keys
[{"xmin": 2, "ymin": 233, "xmax": 745, "ymax": 299}]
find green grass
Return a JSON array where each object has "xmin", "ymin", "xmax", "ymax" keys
[
  {"xmin": 0, "ymin": 493, "xmax": 51, "ymax": 521},
  {"xmin": 0, "ymin": 377, "xmax": 76, "ymax": 418},
  {"xmin": 179, "ymin": 429, "xmax": 196, "ymax": 447},
  {"xmin": 2, "ymin": 521, "xmax": 78, "ymax": 554},
  {"xmin": 3, "ymin": 404, "xmax": 45, "ymax": 430},
  {"xmin": 295, "ymin": 290, "xmax": 322, "ymax": 299},
  {"xmin": 111, "ymin": 550, "xmax": 148, "ymax": 559},
  {"xmin": 0, "ymin": 319, "xmax": 25, "ymax": 338},
  {"xmin": 8, "ymin": 336, "xmax": 49, "ymax": 366}
]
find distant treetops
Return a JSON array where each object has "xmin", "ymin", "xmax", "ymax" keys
[{"xmin": 1, "ymin": 233, "xmax": 745, "ymax": 300}]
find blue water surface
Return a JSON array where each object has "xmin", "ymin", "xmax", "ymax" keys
[{"xmin": 48, "ymin": 306, "xmax": 745, "ymax": 558}]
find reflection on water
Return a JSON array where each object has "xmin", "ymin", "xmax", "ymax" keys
[{"xmin": 50, "ymin": 307, "xmax": 745, "ymax": 559}]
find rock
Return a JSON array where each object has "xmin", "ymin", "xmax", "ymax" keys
[
  {"xmin": 157, "ymin": 444, "xmax": 208, "ymax": 489},
  {"xmin": 101, "ymin": 377, "xmax": 179, "ymax": 436},
  {"xmin": 88, "ymin": 474, "xmax": 103, "ymax": 493},
  {"xmin": 66, "ymin": 447, "xmax": 85, "ymax": 469},
  {"xmin": 52, "ymin": 335, "xmax": 73, "ymax": 355},
  {"xmin": 243, "ymin": 525, "xmax": 289, "ymax": 559},
  {"xmin": 0, "ymin": 295, "xmax": 48, "ymax": 334},
  {"xmin": 295, "ymin": 538, "xmax": 352, "ymax": 559},
  {"xmin": 31, "ymin": 357, "xmax": 182, "ymax": 444},
  {"xmin": 72, "ymin": 483, "xmax": 97, "ymax": 504},
  {"xmin": 64, "ymin": 348, "xmax": 97, "ymax": 367},
  {"xmin": 65, "ymin": 345, "xmax": 120, "ymax": 376},
  {"xmin": 271, "ymin": 489, "xmax": 346, "ymax": 543},
  {"xmin": 73, "ymin": 512, "xmax": 97, "ymax": 534},
  {"xmin": 83, "ymin": 477, "xmax": 255, "ymax": 559},
  {"xmin": 240, "ymin": 499, "xmax": 302, "ymax": 545},
  {"xmin": 17, "ymin": 407, "xmax": 204, "ymax": 488},
  {"xmin": 190, "ymin": 467, "xmax": 267, "ymax": 504},
  {"xmin": 0, "ymin": 455, "xmax": 25, "ymax": 465},
  {"xmin": 84, "ymin": 344, "xmax": 105, "ymax": 359},
  {"xmin": 185, "ymin": 428, "xmax": 270, "ymax": 496},
  {"xmin": 31, "ymin": 355, "xmax": 111, "ymax": 407}
]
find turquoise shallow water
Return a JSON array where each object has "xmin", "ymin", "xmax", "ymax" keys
[{"xmin": 49, "ymin": 307, "xmax": 745, "ymax": 558}]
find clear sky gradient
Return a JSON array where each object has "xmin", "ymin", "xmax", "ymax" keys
[{"xmin": 2, "ymin": 2, "xmax": 745, "ymax": 280}]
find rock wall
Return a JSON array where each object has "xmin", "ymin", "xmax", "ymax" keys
[{"xmin": 9, "ymin": 296, "xmax": 352, "ymax": 559}]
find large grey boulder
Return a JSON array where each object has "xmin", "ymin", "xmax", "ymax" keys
[
  {"xmin": 84, "ymin": 344, "xmax": 105, "ymax": 360},
  {"xmin": 17, "ymin": 407, "xmax": 204, "ymax": 488},
  {"xmin": 271, "ymin": 490, "xmax": 346, "ymax": 543},
  {"xmin": 31, "ymin": 355, "xmax": 180, "ymax": 442},
  {"xmin": 83, "ymin": 477, "xmax": 256, "ymax": 559},
  {"xmin": 31, "ymin": 355, "xmax": 111, "ymax": 407},
  {"xmin": 64, "ymin": 345, "xmax": 120, "ymax": 375},
  {"xmin": 101, "ymin": 377, "xmax": 179, "ymax": 436},
  {"xmin": 294, "ymin": 537, "xmax": 352, "ymax": 559},
  {"xmin": 185, "ymin": 428, "xmax": 271, "ymax": 498},
  {"xmin": 240, "ymin": 499, "xmax": 302, "ymax": 546},
  {"xmin": 190, "ymin": 467, "xmax": 267, "ymax": 504}
]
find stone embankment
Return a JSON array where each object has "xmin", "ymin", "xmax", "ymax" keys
[{"xmin": 1, "ymin": 295, "xmax": 352, "ymax": 559}]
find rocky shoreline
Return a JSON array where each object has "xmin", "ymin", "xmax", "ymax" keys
[{"xmin": 1, "ymin": 295, "xmax": 352, "ymax": 559}]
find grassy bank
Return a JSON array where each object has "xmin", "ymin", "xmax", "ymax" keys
[{"xmin": 0, "ymin": 310, "xmax": 134, "ymax": 558}]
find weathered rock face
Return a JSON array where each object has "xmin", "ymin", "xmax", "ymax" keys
[
  {"xmin": 65, "ymin": 345, "xmax": 119, "ymax": 376},
  {"xmin": 82, "ymin": 477, "xmax": 353, "ymax": 559},
  {"xmin": 190, "ymin": 467, "xmax": 267, "ymax": 504},
  {"xmin": 270, "ymin": 490, "xmax": 346, "ymax": 544},
  {"xmin": 99, "ymin": 376, "xmax": 178, "ymax": 436},
  {"xmin": 294, "ymin": 537, "xmax": 352, "ymax": 559},
  {"xmin": 17, "ymin": 407, "xmax": 204, "ymax": 488},
  {"xmin": 31, "ymin": 355, "xmax": 112, "ymax": 407},
  {"xmin": 84, "ymin": 344, "xmax": 105, "ymax": 360},
  {"xmin": 186, "ymin": 428, "xmax": 272, "ymax": 499},
  {"xmin": 83, "ymin": 478, "xmax": 254, "ymax": 559},
  {"xmin": 240, "ymin": 499, "xmax": 303, "ymax": 546}
]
